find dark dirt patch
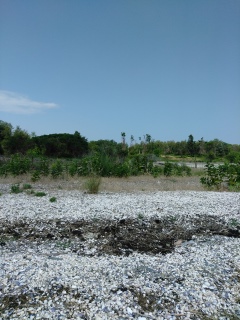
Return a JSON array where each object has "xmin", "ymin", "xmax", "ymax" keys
[{"xmin": 1, "ymin": 215, "xmax": 239, "ymax": 256}]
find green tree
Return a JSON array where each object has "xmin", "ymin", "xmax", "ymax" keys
[
  {"xmin": 121, "ymin": 132, "xmax": 126, "ymax": 148},
  {"xmin": 130, "ymin": 135, "xmax": 134, "ymax": 146},
  {"xmin": 2, "ymin": 126, "xmax": 31, "ymax": 155},
  {"xmin": 187, "ymin": 135, "xmax": 196, "ymax": 156},
  {"xmin": 32, "ymin": 132, "xmax": 88, "ymax": 158},
  {"xmin": 0, "ymin": 120, "xmax": 13, "ymax": 154},
  {"xmin": 187, "ymin": 134, "xmax": 199, "ymax": 167},
  {"xmin": 89, "ymin": 139, "xmax": 119, "ymax": 157}
]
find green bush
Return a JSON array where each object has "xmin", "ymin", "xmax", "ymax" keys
[
  {"xmin": 31, "ymin": 170, "xmax": 41, "ymax": 182},
  {"xmin": 8, "ymin": 155, "xmax": 31, "ymax": 176},
  {"xmin": 68, "ymin": 160, "xmax": 79, "ymax": 176},
  {"xmin": 164, "ymin": 162, "xmax": 173, "ymax": 177},
  {"xmin": 51, "ymin": 160, "xmax": 64, "ymax": 178},
  {"xmin": 200, "ymin": 162, "xmax": 240, "ymax": 189},
  {"xmin": 150, "ymin": 165, "xmax": 163, "ymax": 178},
  {"xmin": 174, "ymin": 163, "xmax": 191, "ymax": 176},
  {"xmin": 11, "ymin": 184, "xmax": 22, "ymax": 194},
  {"xmin": 38, "ymin": 157, "xmax": 50, "ymax": 176},
  {"xmin": 0, "ymin": 163, "xmax": 9, "ymax": 177},
  {"xmin": 225, "ymin": 151, "xmax": 240, "ymax": 163},
  {"xmin": 113, "ymin": 163, "xmax": 130, "ymax": 177}
]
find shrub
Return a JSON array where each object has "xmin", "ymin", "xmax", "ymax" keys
[
  {"xmin": 200, "ymin": 162, "xmax": 225, "ymax": 189},
  {"xmin": 8, "ymin": 155, "xmax": 31, "ymax": 176},
  {"xmin": 164, "ymin": 162, "xmax": 173, "ymax": 177},
  {"xmin": 38, "ymin": 157, "xmax": 50, "ymax": 176},
  {"xmin": 0, "ymin": 163, "xmax": 9, "ymax": 177},
  {"xmin": 200, "ymin": 162, "xmax": 240, "ymax": 190},
  {"xmin": 11, "ymin": 184, "xmax": 22, "ymax": 194},
  {"xmin": 31, "ymin": 170, "xmax": 41, "ymax": 182},
  {"xmin": 113, "ymin": 163, "xmax": 130, "ymax": 177},
  {"xmin": 68, "ymin": 160, "xmax": 79, "ymax": 177},
  {"xmin": 51, "ymin": 160, "xmax": 64, "ymax": 178},
  {"xmin": 151, "ymin": 165, "xmax": 163, "ymax": 178},
  {"xmin": 174, "ymin": 163, "xmax": 191, "ymax": 176}
]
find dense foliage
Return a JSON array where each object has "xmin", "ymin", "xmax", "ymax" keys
[
  {"xmin": 0, "ymin": 153, "xmax": 192, "ymax": 180},
  {"xmin": 200, "ymin": 162, "xmax": 240, "ymax": 190},
  {"xmin": 0, "ymin": 120, "xmax": 239, "ymax": 160},
  {"xmin": 31, "ymin": 132, "xmax": 88, "ymax": 158},
  {"xmin": 0, "ymin": 120, "xmax": 239, "ymax": 189}
]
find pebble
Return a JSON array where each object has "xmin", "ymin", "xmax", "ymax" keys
[{"xmin": 0, "ymin": 189, "xmax": 240, "ymax": 319}]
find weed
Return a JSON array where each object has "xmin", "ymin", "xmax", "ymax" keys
[
  {"xmin": 11, "ymin": 184, "xmax": 22, "ymax": 194},
  {"xmin": 49, "ymin": 197, "xmax": 57, "ymax": 202},
  {"xmin": 229, "ymin": 218, "xmax": 240, "ymax": 228},
  {"xmin": 34, "ymin": 191, "xmax": 47, "ymax": 197},
  {"xmin": 22, "ymin": 183, "xmax": 32, "ymax": 190},
  {"xmin": 25, "ymin": 189, "xmax": 35, "ymax": 195},
  {"xmin": 84, "ymin": 175, "xmax": 101, "ymax": 194},
  {"xmin": 55, "ymin": 240, "xmax": 71, "ymax": 249},
  {"xmin": 167, "ymin": 215, "xmax": 177, "ymax": 223},
  {"xmin": 229, "ymin": 182, "xmax": 240, "ymax": 192}
]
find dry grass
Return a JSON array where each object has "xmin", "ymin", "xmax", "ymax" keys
[{"xmin": 0, "ymin": 174, "xmax": 205, "ymax": 193}]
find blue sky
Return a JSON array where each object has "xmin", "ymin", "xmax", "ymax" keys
[{"xmin": 0, "ymin": 0, "xmax": 239, "ymax": 144}]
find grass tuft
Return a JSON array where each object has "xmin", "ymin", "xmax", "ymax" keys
[
  {"xmin": 22, "ymin": 183, "xmax": 32, "ymax": 190},
  {"xmin": 84, "ymin": 175, "xmax": 101, "ymax": 194},
  {"xmin": 34, "ymin": 191, "xmax": 47, "ymax": 197}
]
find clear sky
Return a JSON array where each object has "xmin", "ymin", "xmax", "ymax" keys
[{"xmin": 0, "ymin": 0, "xmax": 239, "ymax": 144}]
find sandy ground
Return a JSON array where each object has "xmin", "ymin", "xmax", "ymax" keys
[{"xmin": 0, "ymin": 174, "xmax": 205, "ymax": 193}]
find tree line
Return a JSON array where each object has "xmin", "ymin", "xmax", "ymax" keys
[{"xmin": 0, "ymin": 120, "xmax": 240, "ymax": 162}]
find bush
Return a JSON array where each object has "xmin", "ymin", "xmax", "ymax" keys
[
  {"xmin": 174, "ymin": 163, "xmax": 191, "ymax": 176},
  {"xmin": 51, "ymin": 160, "xmax": 64, "ymax": 178},
  {"xmin": 164, "ymin": 162, "xmax": 173, "ymax": 177},
  {"xmin": 31, "ymin": 170, "xmax": 41, "ymax": 182},
  {"xmin": 68, "ymin": 160, "xmax": 79, "ymax": 177},
  {"xmin": 8, "ymin": 155, "xmax": 31, "ymax": 176},
  {"xmin": 11, "ymin": 184, "xmax": 22, "ymax": 193},
  {"xmin": 0, "ymin": 163, "xmax": 9, "ymax": 177},
  {"xmin": 150, "ymin": 165, "xmax": 163, "ymax": 178},
  {"xmin": 200, "ymin": 162, "xmax": 240, "ymax": 189},
  {"xmin": 113, "ymin": 163, "xmax": 130, "ymax": 177},
  {"xmin": 38, "ymin": 157, "xmax": 50, "ymax": 176}
]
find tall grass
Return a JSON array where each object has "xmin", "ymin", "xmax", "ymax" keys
[{"xmin": 84, "ymin": 175, "xmax": 101, "ymax": 194}]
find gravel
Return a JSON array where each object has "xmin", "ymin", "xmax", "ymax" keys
[{"xmin": 0, "ymin": 183, "xmax": 240, "ymax": 319}]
